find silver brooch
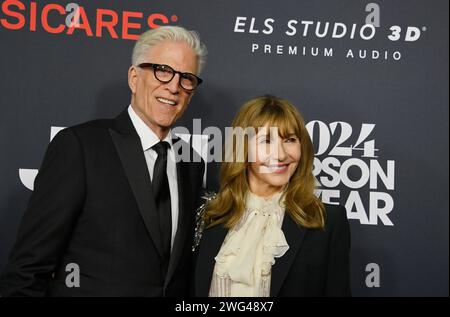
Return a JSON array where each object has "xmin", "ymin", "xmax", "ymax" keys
[{"xmin": 192, "ymin": 191, "xmax": 217, "ymax": 252}]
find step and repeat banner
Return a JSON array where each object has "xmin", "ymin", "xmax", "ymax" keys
[{"xmin": 0, "ymin": 0, "xmax": 448, "ymax": 296}]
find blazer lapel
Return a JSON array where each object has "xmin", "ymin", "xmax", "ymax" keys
[
  {"xmin": 164, "ymin": 135, "xmax": 205, "ymax": 287},
  {"xmin": 195, "ymin": 224, "xmax": 228, "ymax": 296},
  {"xmin": 109, "ymin": 111, "xmax": 164, "ymax": 260},
  {"xmin": 164, "ymin": 157, "xmax": 190, "ymax": 287},
  {"xmin": 270, "ymin": 214, "xmax": 307, "ymax": 296}
]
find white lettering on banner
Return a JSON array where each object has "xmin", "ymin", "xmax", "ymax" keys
[
  {"xmin": 233, "ymin": 17, "xmax": 425, "ymax": 42},
  {"xmin": 309, "ymin": 121, "xmax": 395, "ymax": 226},
  {"xmin": 18, "ymin": 169, "xmax": 38, "ymax": 191},
  {"xmin": 233, "ymin": 13, "xmax": 427, "ymax": 62},
  {"xmin": 252, "ymin": 44, "xmax": 402, "ymax": 61},
  {"xmin": 18, "ymin": 126, "xmax": 66, "ymax": 191},
  {"xmin": 251, "ymin": 44, "xmax": 335, "ymax": 57}
]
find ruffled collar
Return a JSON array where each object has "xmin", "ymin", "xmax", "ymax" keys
[
  {"xmin": 213, "ymin": 190, "xmax": 289, "ymax": 294},
  {"xmin": 246, "ymin": 191, "xmax": 285, "ymax": 214}
]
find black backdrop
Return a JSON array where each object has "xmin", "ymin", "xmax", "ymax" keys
[{"xmin": 0, "ymin": 0, "xmax": 448, "ymax": 296}]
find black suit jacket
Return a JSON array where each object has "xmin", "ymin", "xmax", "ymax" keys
[
  {"xmin": 0, "ymin": 110, "xmax": 204, "ymax": 296},
  {"xmin": 194, "ymin": 204, "xmax": 351, "ymax": 297}
]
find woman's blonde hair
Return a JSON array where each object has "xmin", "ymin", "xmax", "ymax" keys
[{"xmin": 204, "ymin": 95, "xmax": 325, "ymax": 229}]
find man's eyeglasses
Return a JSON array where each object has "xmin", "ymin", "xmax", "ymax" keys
[{"xmin": 138, "ymin": 63, "xmax": 203, "ymax": 91}]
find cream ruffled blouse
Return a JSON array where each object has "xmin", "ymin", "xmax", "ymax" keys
[{"xmin": 209, "ymin": 191, "xmax": 289, "ymax": 297}]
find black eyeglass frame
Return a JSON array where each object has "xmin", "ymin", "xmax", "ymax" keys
[{"xmin": 137, "ymin": 63, "xmax": 203, "ymax": 91}]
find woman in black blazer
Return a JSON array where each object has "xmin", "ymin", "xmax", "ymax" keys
[{"xmin": 194, "ymin": 96, "xmax": 351, "ymax": 297}]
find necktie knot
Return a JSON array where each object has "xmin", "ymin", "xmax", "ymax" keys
[{"xmin": 152, "ymin": 141, "xmax": 170, "ymax": 156}]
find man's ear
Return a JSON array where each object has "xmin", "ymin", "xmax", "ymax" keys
[{"xmin": 128, "ymin": 66, "xmax": 138, "ymax": 94}]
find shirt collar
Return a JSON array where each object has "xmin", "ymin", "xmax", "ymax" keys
[{"xmin": 128, "ymin": 105, "xmax": 173, "ymax": 152}]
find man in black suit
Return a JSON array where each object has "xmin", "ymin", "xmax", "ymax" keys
[{"xmin": 0, "ymin": 26, "xmax": 207, "ymax": 296}]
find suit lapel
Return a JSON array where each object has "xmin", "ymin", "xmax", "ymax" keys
[
  {"xmin": 109, "ymin": 111, "xmax": 164, "ymax": 260},
  {"xmin": 164, "ymin": 135, "xmax": 205, "ymax": 287},
  {"xmin": 270, "ymin": 214, "xmax": 307, "ymax": 296},
  {"xmin": 164, "ymin": 157, "xmax": 190, "ymax": 287},
  {"xmin": 194, "ymin": 224, "xmax": 228, "ymax": 296}
]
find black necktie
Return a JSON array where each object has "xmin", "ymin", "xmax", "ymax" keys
[{"xmin": 152, "ymin": 141, "xmax": 172, "ymax": 268}]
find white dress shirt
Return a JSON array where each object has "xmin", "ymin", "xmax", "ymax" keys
[{"xmin": 128, "ymin": 105, "xmax": 179, "ymax": 250}]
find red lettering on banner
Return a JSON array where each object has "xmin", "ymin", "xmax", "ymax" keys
[
  {"xmin": 148, "ymin": 13, "xmax": 169, "ymax": 29},
  {"xmin": 122, "ymin": 11, "xmax": 143, "ymax": 40},
  {"xmin": 0, "ymin": 0, "xmax": 177, "ymax": 40},
  {"xmin": 41, "ymin": 4, "xmax": 65, "ymax": 34},
  {"xmin": 1, "ymin": 0, "xmax": 25, "ymax": 30},
  {"xmin": 96, "ymin": 8, "xmax": 119, "ymax": 39},
  {"xmin": 67, "ymin": 6, "xmax": 93, "ymax": 37},
  {"xmin": 29, "ymin": 1, "xmax": 36, "ymax": 31}
]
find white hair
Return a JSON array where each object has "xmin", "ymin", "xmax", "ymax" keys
[{"xmin": 132, "ymin": 26, "xmax": 207, "ymax": 74}]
